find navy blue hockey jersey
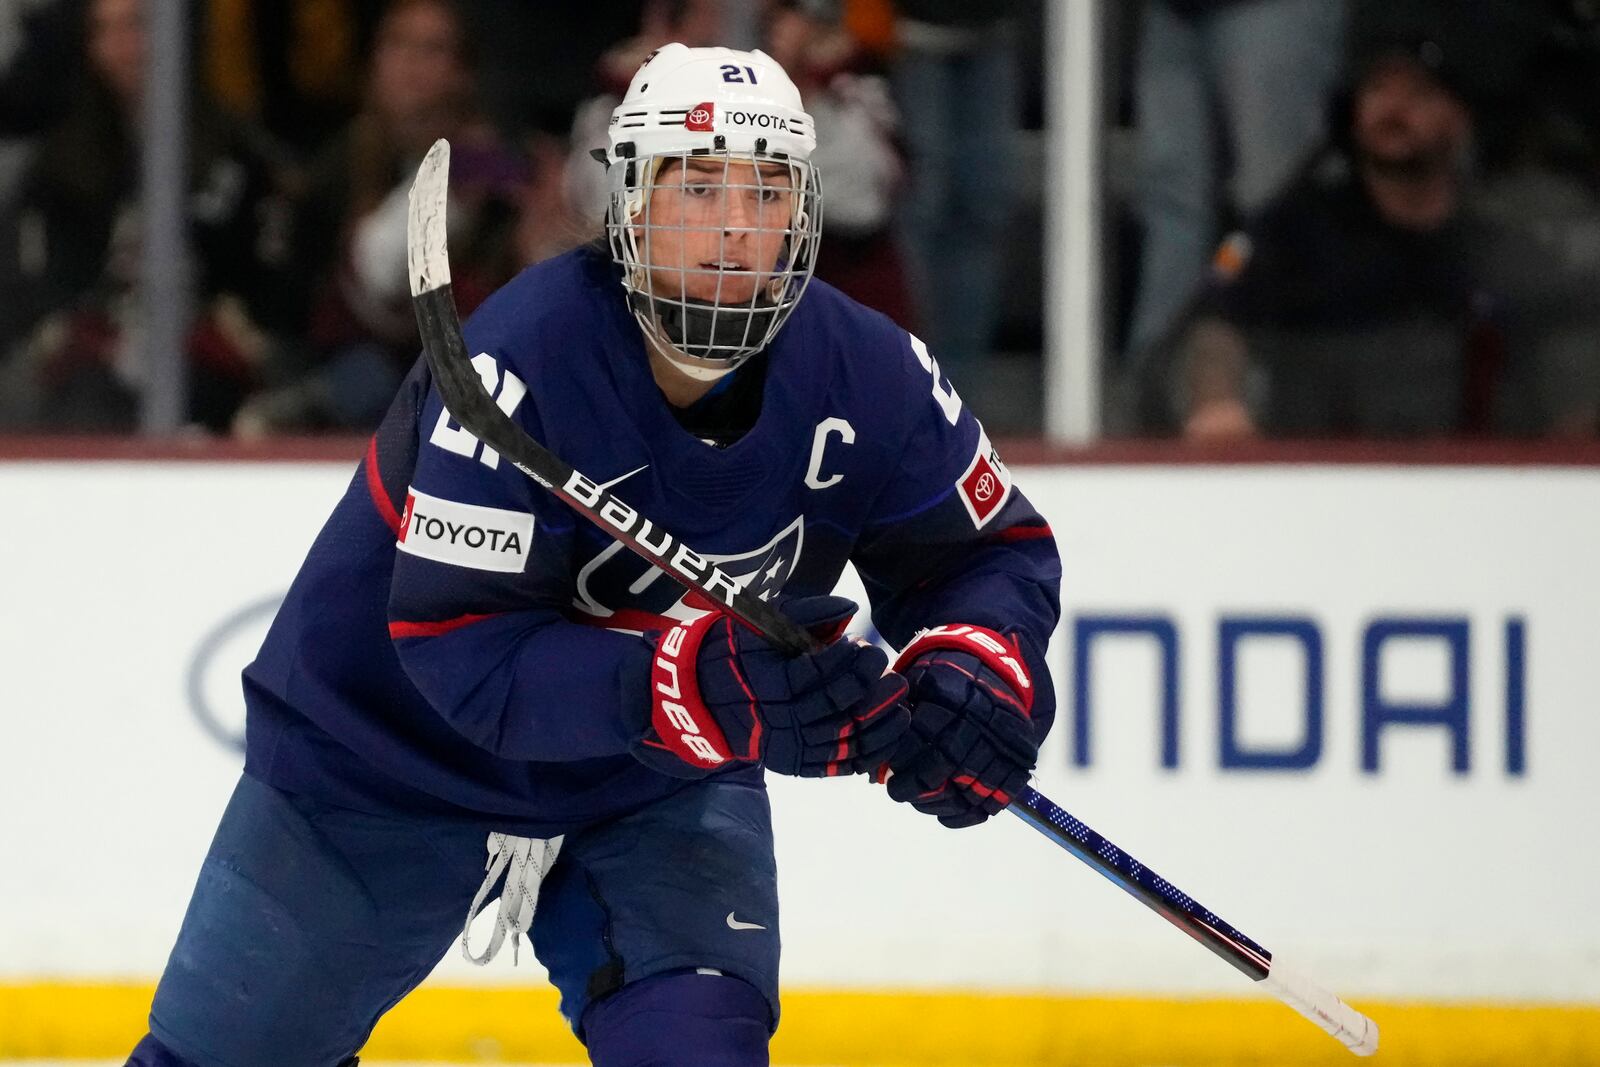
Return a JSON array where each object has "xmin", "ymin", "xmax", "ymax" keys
[{"xmin": 243, "ymin": 247, "xmax": 1061, "ymax": 836}]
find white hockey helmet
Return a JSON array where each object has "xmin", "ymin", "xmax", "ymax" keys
[{"xmin": 603, "ymin": 43, "xmax": 823, "ymax": 379}]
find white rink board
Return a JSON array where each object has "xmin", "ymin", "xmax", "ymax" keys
[{"xmin": 2, "ymin": 460, "xmax": 1597, "ymax": 1002}]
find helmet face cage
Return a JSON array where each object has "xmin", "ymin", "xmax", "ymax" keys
[{"xmin": 607, "ymin": 147, "xmax": 823, "ymax": 376}]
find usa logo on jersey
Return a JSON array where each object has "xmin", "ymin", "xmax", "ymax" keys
[{"xmin": 572, "ymin": 517, "xmax": 804, "ymax": 631}]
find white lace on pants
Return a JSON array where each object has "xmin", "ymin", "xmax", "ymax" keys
[{"xmin": 461, "ymin": 832, "xmax": 563, "ymax": 966}]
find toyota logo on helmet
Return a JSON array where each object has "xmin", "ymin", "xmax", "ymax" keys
[{"xmin": 686, "ymin": 102, "xmax": 714, "ymax": 131}]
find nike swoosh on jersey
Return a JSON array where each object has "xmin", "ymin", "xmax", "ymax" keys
[
  {"xmin": 726, "ymin": 911, "xmax": 767, "ymax": 931},
  {"xmin": 595, "ymin": 463, "xmax": 649, "ymax": 492}
]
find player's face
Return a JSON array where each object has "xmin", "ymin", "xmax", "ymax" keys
[{"xmin": 639, "ymin": 157, "xmax": 796, "ymax": 306}]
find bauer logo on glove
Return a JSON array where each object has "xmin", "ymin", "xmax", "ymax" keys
[
  {"xmin": 625, "ymin": 595, "xmax": 912, "ymax": 779},
  {"xmin": 882, "ymin": 622, "xmax": 1046, "ymax": 828}
]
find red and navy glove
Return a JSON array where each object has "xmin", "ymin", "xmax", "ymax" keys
[
  {"xmin": 880, "ymin": 624, "xmax": 1040, "ymax": 828},
  {"xmin": 626, "ymin": 596, "xmax": 911, "ymax": 779}
]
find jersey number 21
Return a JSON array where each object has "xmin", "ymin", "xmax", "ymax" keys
[{"xmin": 429, "ymin": 353, "xmax": 528, "ymax": 470}]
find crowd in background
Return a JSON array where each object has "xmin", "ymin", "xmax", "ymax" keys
[
  {"xmin": 1117, "ymin": 0, "xmax": 1600, "ymax": 440},
  {"xmin": 0, "ymin": 0, "xmax": 1598, "ymax": 441}
]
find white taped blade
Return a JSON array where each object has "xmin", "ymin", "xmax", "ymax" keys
[
  {"xmin": 1263, "ymin": 958, "xmax": 1380, "ymax": 1056},
  {"xmin": 407, "ymin": 138, "xmax": 452, "ymax": 296}
]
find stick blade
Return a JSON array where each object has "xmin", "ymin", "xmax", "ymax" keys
[
  {"xmin": 404, "ymin": 137, "xmax": 503, "ymax": 455},
  {"xmin": 1263, "ymin": 958, "xmax": 1380, "ymax": 1056},
  {"xmin": 408, "ymin": 138, "xmax": 452, "ymax": 297}
]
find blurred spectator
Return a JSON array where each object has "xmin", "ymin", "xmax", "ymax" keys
[
  {"xmin": 1125, "ymin": 0, "xmax": 1345, "ymax": 366},
  {"xmin": 1468, "ymin": 10, "xmax": 1600, "ymax": 437},
  {"xmin": 1348, "ymin": 0, "xmax": 1546, "ymax": 168},
  {"xmin": 890, "ymin": 0, "xmax": 1020, "ymax": 391},
  {"xmin": 510, "ymin": 131, "xmax": 587, "ymax": 270},
  {"xmin": 236, "ymin": 0, "xmax": 529, "ymax": 435},
  {"xmin": 1, "ymin": 0, "xmax": 84, "ymax": 221},
  {"xmin": 0, "ymin": 0, "xmax": 83, "ymax": 139},
  {"xmin": 1173, "ymin": 35, "xmax": 1600, "ymax": 439},
  {"xmin": 465, "ymin": 0, "xmax": 649, "ymax": 143},
  {"xmin": 838, "ymin": 0, "xmax": 895, "ymax": 61},
  {"xmin": 0, "ymin": 0, "xmax": 295, "ymax": 432},
  {"xmin": 596, "ymin": 0, "xmax": 725, "ymax": 95},
  {"xmin": 763, "ymin": 1, "xmax": 911, "ymax": 323},
  {"xmin": 1470, "ymin": 171, "xmax": 1600, "ymax": 436},
  {"xmin": 204, "ymin": 0, "xmax": 387, "ymax": 157},
  {"xmin": 564, "ymin": 0, "xmax": 725, "ymax": 227}
]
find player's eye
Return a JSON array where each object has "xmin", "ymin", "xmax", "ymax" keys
[
  {"xmin": 684, "ymin": 183, "xmax": 715, "ymax": 198},
  {"xmin": 755, "ymin": 187, "xmax": 781, "ymax": 204}
]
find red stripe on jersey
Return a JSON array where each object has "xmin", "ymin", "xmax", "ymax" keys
[
  {"xmin": 365, "ymin": 436, "xmax": 403, "ymax": 535},
  {"xmin": 571, "ymin": 607, "xmax": 692, "ymax": 635},
  {"xmin": 991, "ymin": 523, "xmax": 1053, "ymax": 543},
  {"xmin": 388, "ymin": 613, "xmax": 503, "ymax": 639}
]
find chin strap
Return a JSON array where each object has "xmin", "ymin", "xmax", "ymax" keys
[{"xmin": 629, "ymin": 290, "xmax": 780, "ymax": 377}]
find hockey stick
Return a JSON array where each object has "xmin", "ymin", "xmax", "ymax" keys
[{"xmin": 407, "ymin": 139, "xmax": 1378, "ymax": 1057}]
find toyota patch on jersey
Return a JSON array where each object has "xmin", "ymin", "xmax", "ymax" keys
[
  {"xmin": 397, "ymin": 487, "xmax": 535, "ymax": 572},
  {"xmin": 956, "ymin": 429, "xmax": 1013, "ymax": 529}
]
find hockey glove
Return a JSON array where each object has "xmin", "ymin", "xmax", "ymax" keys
[
  {"xmin": 881, "ymin": 624, "xmax": 1040, "ymax": 828},
  {"xmin": 627, "ymin": 595, "xmax": 910, "ymax": 779}
]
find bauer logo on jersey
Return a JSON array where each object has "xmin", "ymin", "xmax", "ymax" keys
[
  {"xmin": 957, "ymin": 429, "xmax": 1013, "ymax": 529},
  {"xmin": 397, "ymin": 487, "xmax": 535, "ymax": 573},
  {"xmin": 686, "ymin": 102, "xmax": 715, "ymax": 132}
]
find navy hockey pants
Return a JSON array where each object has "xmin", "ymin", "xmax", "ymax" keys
[{"xmin": 140, "ymin": 772, "xmax": 780, "ymax": 1066}]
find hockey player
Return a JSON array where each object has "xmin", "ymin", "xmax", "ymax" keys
[{"xmin": 127, "ymin": 44, "xmax": 1060, "ymax": 1067}]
